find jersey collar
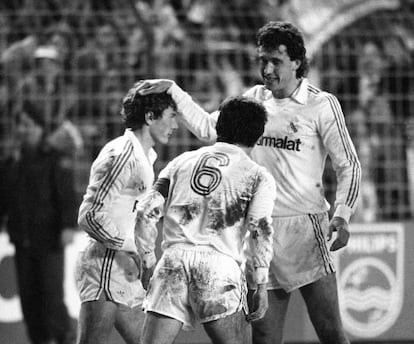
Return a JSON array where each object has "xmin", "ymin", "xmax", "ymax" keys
[
  {"xmin": 290, "ymin": 78, "xmax": 308, "ymax": 105},
  {"xmin": 124, "ymin": 129, "xmax": 157, "ymax": 166}
]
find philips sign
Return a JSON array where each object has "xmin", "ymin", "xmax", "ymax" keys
[{"xmin": 337, "ymin": 223, "xmax": 404, "ymax": 338}]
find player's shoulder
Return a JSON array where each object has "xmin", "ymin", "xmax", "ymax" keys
[
  {"xmin": 173, "ymin": 149, "xmax": 195, "ymax": 163},
  {"xmin": 94, "ymin": 135, "xmax": 134, "ymax": 165},
  {"xmin": 243, "ymin": 84, "xmax": 272, "ymax": 101},
  {"xmin": 306, "ymin": 81, "xmax": 339, "ymax": 107},
  {"xmin": 167, "ymin": 148, "xmax": 199, "ymax": 170},
  {"xmin": 106, "ymin": 135, "xmax": 132, "ymax": 154},
  {"xmin": 255, "ymin": 163, "xmax": 274, "ymax": 179},
  {"xmin": 253, "ymin": 163, "xmax": 277, "ymax": 192},
  {"xmin": 175, "ymin": 145, "xmax": 226, "ymax": 165},
  {"xmin": 246, "ymin": 158, "xmax": 274, "ymax": 182}
]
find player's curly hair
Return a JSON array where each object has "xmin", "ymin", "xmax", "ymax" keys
[
  {"xmin": 256, "ymin": 21, "xmax": 309, "ymax": 78},
  {"xmin": 216, "ymin": 96, "xmax": 267, "ymax": 147},
  {"xmin": 121, "ymin": 83, "xmax": 177, "ymax": 130}
]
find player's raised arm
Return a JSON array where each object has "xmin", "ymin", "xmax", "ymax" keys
[{"xmin": 136, "ymin": 79, "xmax": 219, "ymax": 142}]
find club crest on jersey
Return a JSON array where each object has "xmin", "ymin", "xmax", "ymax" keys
[
  {"xmin": 256, "ymin": 135, "xmax": 302, "ymax": 151},
  {"xmin": 336, "ymin": 223, "xmax": 404, "ymax": 338}
]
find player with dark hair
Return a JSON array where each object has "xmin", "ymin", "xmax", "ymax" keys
[
  {"xmin": 75, "ymin": 83, "xmax": 178, "ymax": 344},
  {"xmin": 135, "ymin": 20, "xmax": 360, "ymax": 344},
  {"xmin": 216, "ymin": 96, "xmax": 267, "ymax": 146},
  {"xmin": 121, "ymin": 90, "xmax": 178, "ymax": 132},
  {"xmin": 256, "ymin": 21, "xmax": 309, "ymax": 80},
  {"xmin": 135, "ymin": 96, "xmax": 276, "ymax": 344}
]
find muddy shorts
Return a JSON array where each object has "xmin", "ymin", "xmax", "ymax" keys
[
  {"xmin": 75, "ymin": 240, "xmax": 146, "ymax": 308},
  {"xmin": 143, "ymin": 243, "xmax": 247, "ymax": 330}
]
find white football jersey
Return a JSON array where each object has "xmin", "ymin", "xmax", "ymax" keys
[
  {"xmin": 136, "ymin": 142, "xmax": 276, "ymax": 284},
  {"xmin": 169, "ymin": 78, "xmax": 361, "ymax": 222},
  {"xmin": 78, "ymin": 129, "xmax": 157, "ymax": 252}
]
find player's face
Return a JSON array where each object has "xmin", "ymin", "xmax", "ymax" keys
[
  {"xmin": 258, "ymin": 44, "xmax": 300, "ymax": 98},
  {"xmin": 149, "ymin": 106, "xmax": 178, "ymax": 144}
]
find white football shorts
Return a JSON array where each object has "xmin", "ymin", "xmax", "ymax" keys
[
  {"xmin": 246, "ymin": 212, "xmax": 335, "ymax": 292},
  {"xmin": 75, "ymin": 240, "xmax": 146, "ymax": 308},
  {"xmin": 143, "ymin": 243, "xmax": 248, "ymax": 330}
]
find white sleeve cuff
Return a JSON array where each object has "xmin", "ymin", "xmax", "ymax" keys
[
  {"xmin": 121, "ymin": 237, "xmax": 138, "ymax": 254},
  {"xmin": 333, "ymin": 204, "xmax": 352, "ymax": 223},
  {"xmin": 142, "ymin": 251, "xmax": 157, "ymax": 268},
  {"xmin": 255, "ymin": 267, "xmax": 269, "ymax": 285}
]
